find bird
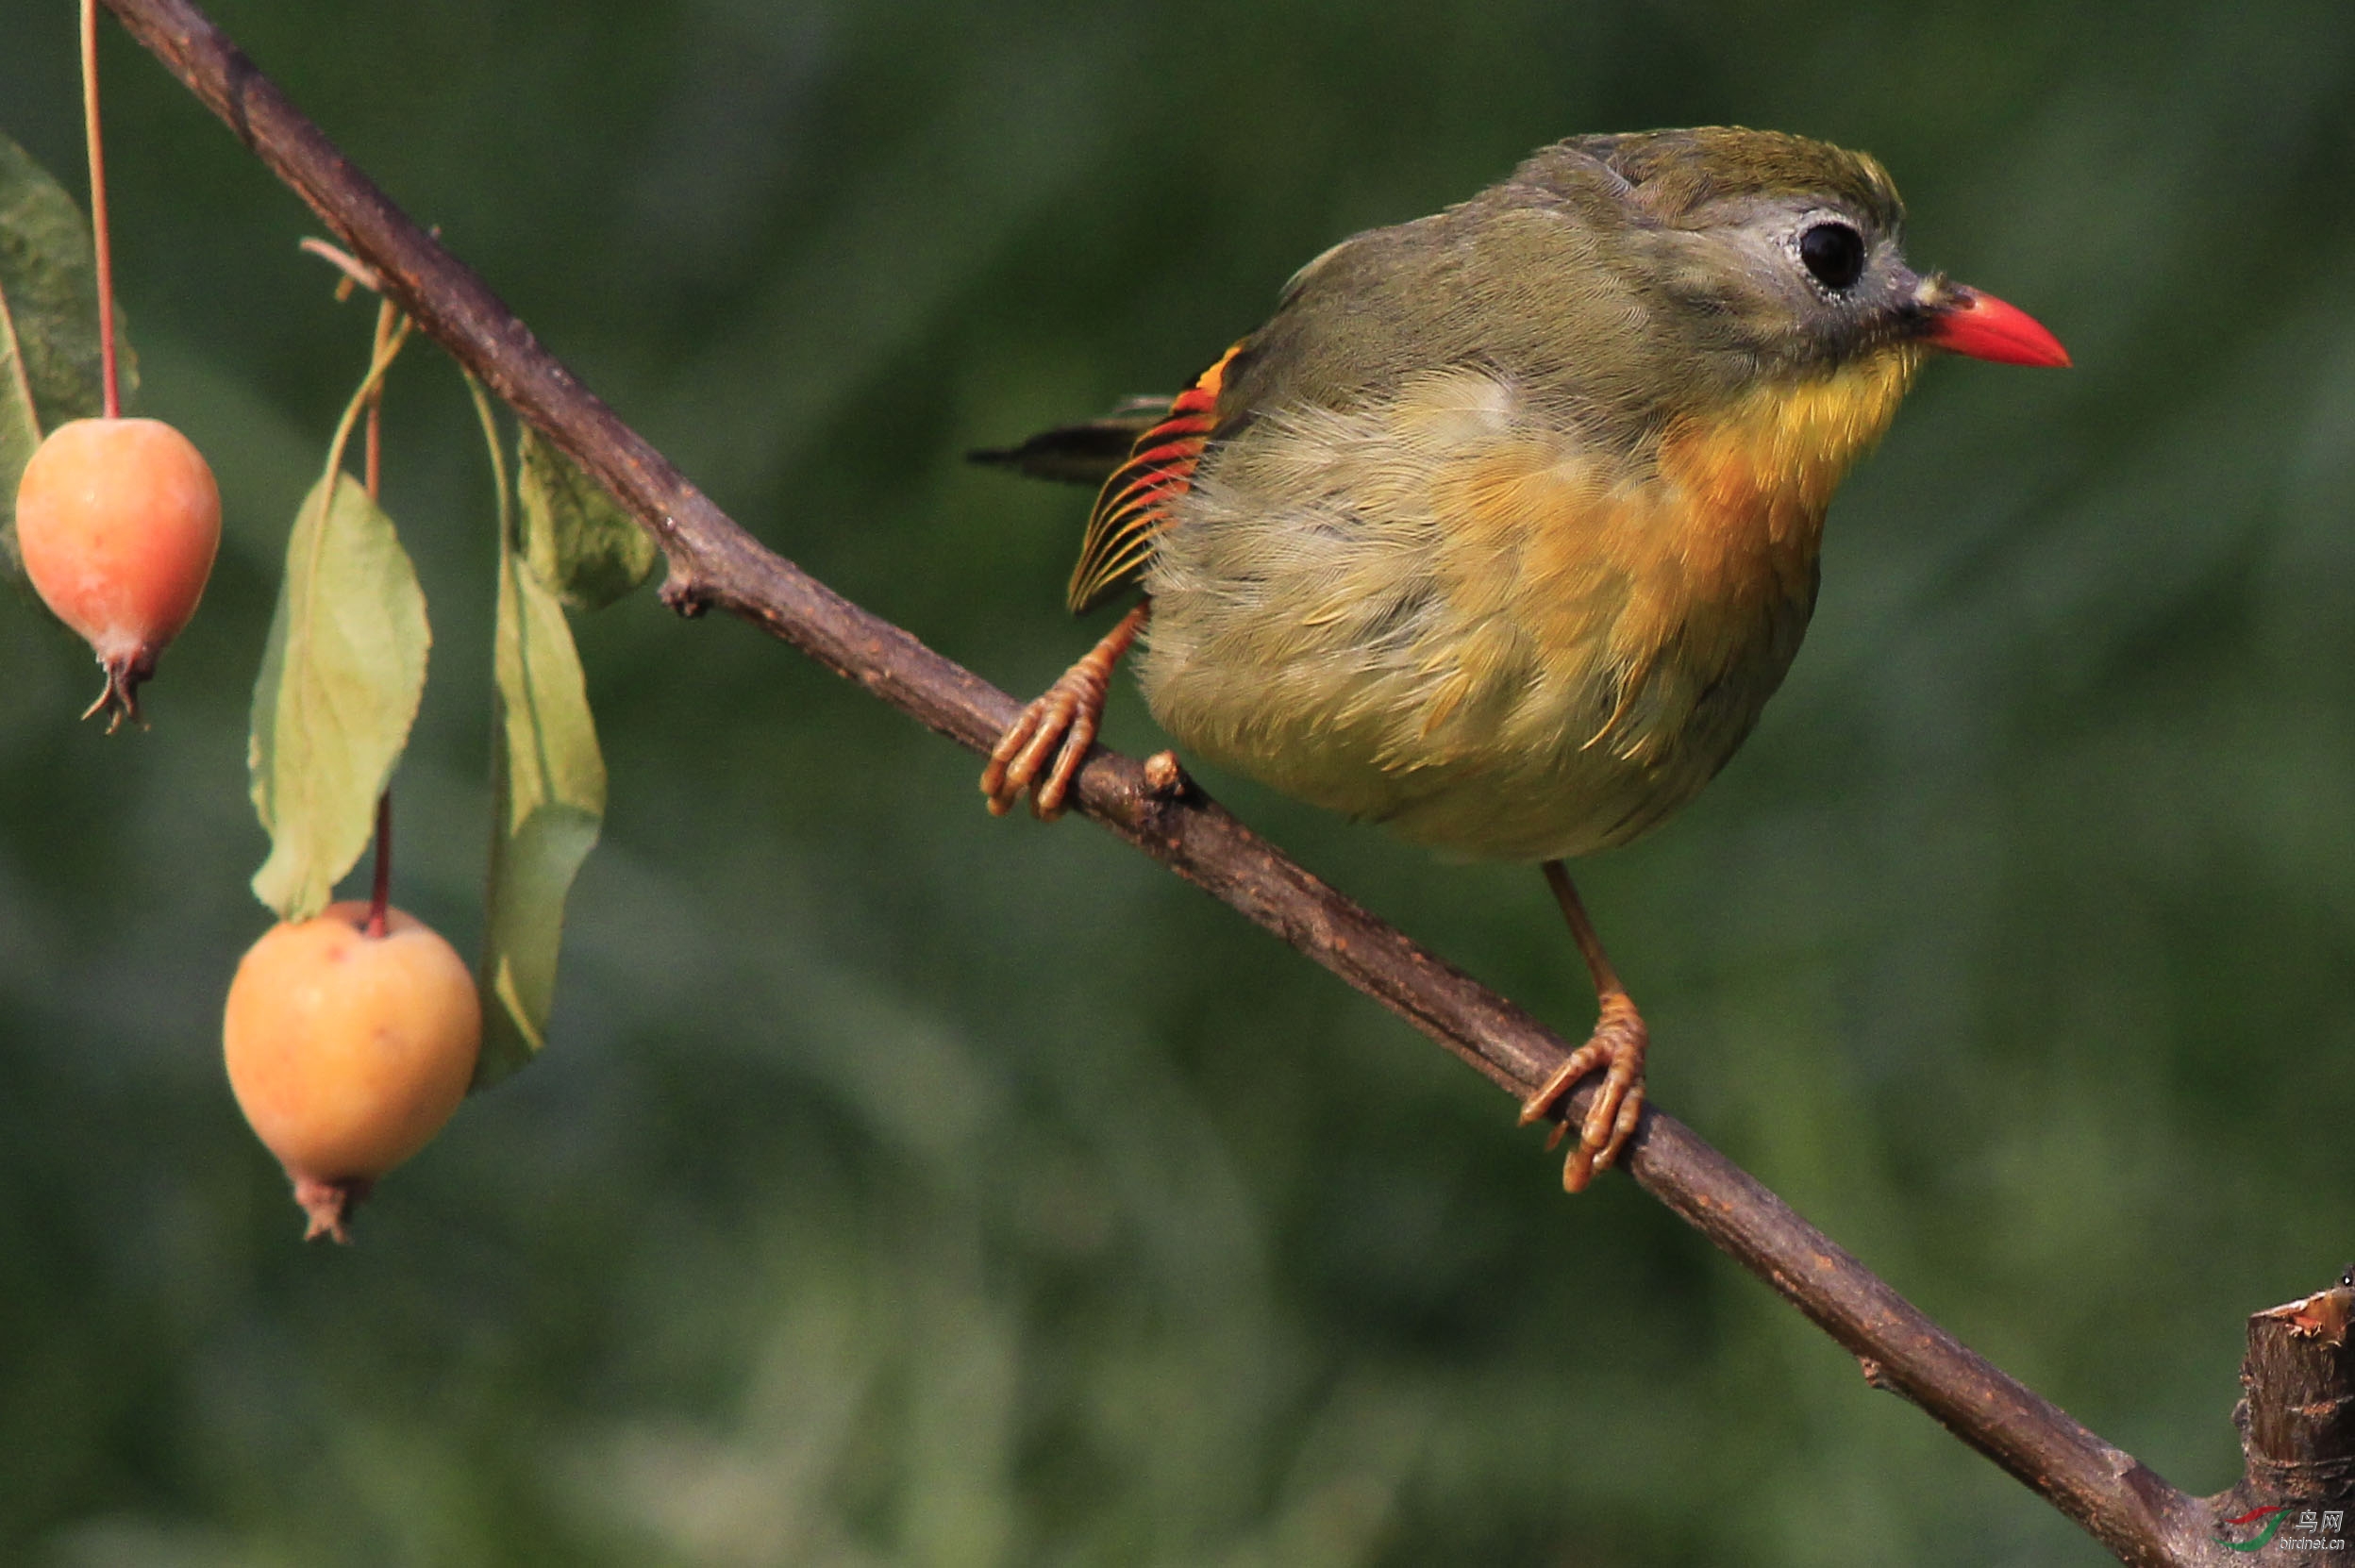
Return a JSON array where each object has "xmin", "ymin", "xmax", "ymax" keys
[{"xmin": 975, "ymin": 126, "xmax": 2068, "ymax": 1191}]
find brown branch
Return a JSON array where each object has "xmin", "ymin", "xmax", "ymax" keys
[
  {"xmin": 2204, "ymin": 1274, "xmax": 2355, "ymax": 1563},
  {"xmin": 99, "ymin": 1, "xmax": 2233, "ymax": 1560}
]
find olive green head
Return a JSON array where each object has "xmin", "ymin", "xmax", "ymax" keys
[
  {"xmin": 1555, "ymin": 126, "xmax": 1906, "ymax": 235},
  {"xmin": 1496, "ymin": 126, "xmax": 1933, "ymax": 381}
]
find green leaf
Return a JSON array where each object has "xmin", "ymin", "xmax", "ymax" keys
[
  {"xmin": 247, "ymin": 469, "xmax": 430, "ymax": 920},
  {"xmin": 477, "ymin": 494, "xmax": 609, "ymax": 1085},
  {"xmin": 0, "ymin": 131, "xmax": 137, "ymax": 430},
  {"xmin": 465, "ymin": 376, "xmax": 609, "ymax": 1084},
  {"xmin": 515, "ymin": 426, "xmax": 658, "ymax": 609},
  {"xmin": 0, "ymin": 288, "xmax": 38, "ymax": 580}
]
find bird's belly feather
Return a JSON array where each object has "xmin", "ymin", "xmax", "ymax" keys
[{"xmin": 1137, "ymin": 369, "xmax": 1829, "ymax": 862}]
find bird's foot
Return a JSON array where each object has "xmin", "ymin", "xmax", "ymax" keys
[
  {"xmin": 980, "ymin": 668, "xmax": 1107, "ymax": 821},
  {"xmin": 981, "ymin": 603, "xmax": 1148, "ymax": 820},
  {"xmin": 1516, "ymin": 990, "xmax": 1647, "ymax": 1193}
]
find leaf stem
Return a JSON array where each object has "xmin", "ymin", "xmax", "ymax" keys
[{"xmin": 79, "ymin": 0, "xmax": 119, "ymax": 420}]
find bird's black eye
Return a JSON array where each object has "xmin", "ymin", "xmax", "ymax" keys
[{"xmin": 1798, "ymin": 222, "xmax": 1865, "ymax": 292}]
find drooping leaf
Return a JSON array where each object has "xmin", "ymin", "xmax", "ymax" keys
[
  {"xmin": 476, "ymin": 383, "xmax": 608, "ymax": 1083},
  {"xmin": 248, "ymin": 314, "xmax": 421, "ymax": 919},
  {"xmin": 477, "ymin": 542, "xmax": 607, "ymax": 1084},
  {"xmin": 0, "ymin": 289, "xmax": 38, "ymax": 579},
  {"xmin": 515, "ymin": 426, "xmax": 658, "ymax": 609},
  {"xmin": 248, "ymin": 468, "xmax": 430, "ymax": 920},
  {"xmin": 0, "ymin": 131, "xmax": 137, "ymax": 430}
]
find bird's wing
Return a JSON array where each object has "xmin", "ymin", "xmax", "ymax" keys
[{"xmin": 1065, "ymin": 342, "xmax": 1244, "ymax": 614}]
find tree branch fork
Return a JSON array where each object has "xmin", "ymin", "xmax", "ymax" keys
[{"xmin": 92, "ymin": 1, "xmax": 2352, "ymax": 1560}]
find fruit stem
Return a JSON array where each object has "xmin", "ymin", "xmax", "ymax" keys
[
  {"xmin": 359, "ymin": 299, "xmax": 396, "ymax": 941},
  {"xmin": 366, "ymin": 792, "xmax": 392, "ymax": 940},
  {"xmin": 79, "ymin": 0, "xmax": 120, "ymax": 421}
]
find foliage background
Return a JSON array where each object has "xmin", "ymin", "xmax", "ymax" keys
[{"xmin": 3, "ymin": 1, "xmax": 2353, "ymax": 1563}]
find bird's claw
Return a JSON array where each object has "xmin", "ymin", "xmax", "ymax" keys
[
  {"xmin": 1517, "ymin": 990, "xmax": 1647, "ymax": 1192},
  {"xmin": 980, "ymin": 668, "xmax": 1105, "ymax": 821},
  {"xmin": 981, "ymin": 603, "xmax": 1147, "ymax": 822}
]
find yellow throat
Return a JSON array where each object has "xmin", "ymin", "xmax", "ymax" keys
[{"xmin": 1661, "ymin": 344, "xmax": 1927, "ymax": 574}]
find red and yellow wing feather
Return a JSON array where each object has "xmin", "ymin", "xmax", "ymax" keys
[{"xmin": 1065, "ymin": 343, "xmax": 1242, "ymax": 614}]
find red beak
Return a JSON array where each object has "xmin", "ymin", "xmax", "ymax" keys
[{"xmin": 1924, "ymin": 285, "xmax": 2071, "ymax": 368}]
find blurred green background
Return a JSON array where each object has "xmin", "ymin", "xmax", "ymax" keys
[{"xmin": 3, "ymin": 1, "xmax": 2352, "ymax": 1562}]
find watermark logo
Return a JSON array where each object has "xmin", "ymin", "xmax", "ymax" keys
[
  {"xmin": 2216, "ymin": 1507, "xmax": 2290, "ymax": 1552},
  {"xmin": 2214, "ymin": 1505, "xmax": 2347, "ymax": 1553}
]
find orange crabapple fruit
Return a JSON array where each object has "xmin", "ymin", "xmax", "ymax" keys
[
  {"xmin": 13, "ymin": 416, "xmax": 221, "ymax": 729},
  {"xmin": 223, "ymin": 901, "xmax": 481, "ymax": 1243}
]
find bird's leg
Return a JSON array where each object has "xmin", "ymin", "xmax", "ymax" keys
[
  {"xmin": 1517, "ymin": 859, "xmax": 1648, "ymax": 1192},
  {"xmin": 981, "ymin": 600, "xmax": 1150, "ymax": 821}
]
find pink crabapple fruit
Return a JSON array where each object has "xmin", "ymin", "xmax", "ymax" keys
[{"xmin": 14, "ymin": 416, "xmax": 221, "ymax": 729}]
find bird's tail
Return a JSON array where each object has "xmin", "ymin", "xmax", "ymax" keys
[{"xmin": 966, "ymin": 395, "xmax": 1175, "ymax": 488}]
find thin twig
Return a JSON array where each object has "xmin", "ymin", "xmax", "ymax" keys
[
  {"xmin": 297, "ymin": 235, "xmax": 382, "ymax": 297},
  {"xmin": 94, "ymin": 1, "xmax": 2230, "ymax": 1560}
]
